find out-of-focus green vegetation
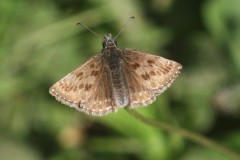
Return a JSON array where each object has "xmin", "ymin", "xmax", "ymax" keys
[{"xmin": 1, "ymin": 0, "xmax": 240, "ymax": 160}]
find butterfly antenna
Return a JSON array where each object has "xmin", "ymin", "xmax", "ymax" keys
[
  {"xmin": 76, "ymin": 22, "xmax": 99, "ymax": 36},
  {"xmin": 113, "ymin": 16, "xmax": 135, "ymax": 40}
]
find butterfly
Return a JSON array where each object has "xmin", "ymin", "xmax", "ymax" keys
[{"xmin": 49, "ymin": 34, "xmax": 182, "ymax": 116}]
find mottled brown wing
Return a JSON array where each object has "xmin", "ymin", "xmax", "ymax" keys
[
  {"xmin": 49, "ymin": 55, "xmax": 117, "ymax": 116},
  {"xmin": 122, "ymin": 48, "xmax": 182, "ymax": 108}
]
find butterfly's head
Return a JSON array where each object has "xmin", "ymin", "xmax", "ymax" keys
[{"xmin": 102, "ymin": 34, "xmax": 117, "ymax": 49}]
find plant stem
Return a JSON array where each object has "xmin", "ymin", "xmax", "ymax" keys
[{"xmin": 126, "ymin": 109, "xmax": 240, "ymax": 160}]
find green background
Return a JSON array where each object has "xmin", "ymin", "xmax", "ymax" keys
[{"xmin": 1, "ymin": 0, "xmax": 240, "ymax": 159}]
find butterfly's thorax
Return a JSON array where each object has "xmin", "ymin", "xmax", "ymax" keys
[{"xmin": 103, "ymin": 47, "xmax": 129, "ymax": 107}]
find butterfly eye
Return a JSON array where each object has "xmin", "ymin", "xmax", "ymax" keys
[{"xmin": 102, "ymin": 41, "xmax": 106, "ymax": 48}]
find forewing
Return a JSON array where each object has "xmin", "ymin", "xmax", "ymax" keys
[
  {"xmin": 49, "ymin": 54, "xmax": 116, "ymax": 116},
  {"xmin": 122, "ymin": 48, "xmax": 182, "ymax": 108}
]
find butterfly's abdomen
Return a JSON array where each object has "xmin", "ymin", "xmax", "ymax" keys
[{"xmin": 108, "ymin": 50, "xmax": 129, "ymax": 107}]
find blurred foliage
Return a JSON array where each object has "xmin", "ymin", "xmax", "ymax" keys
[{"xmin": 0, "ymin": 0, "xmax": 240, "ymax": 160}]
